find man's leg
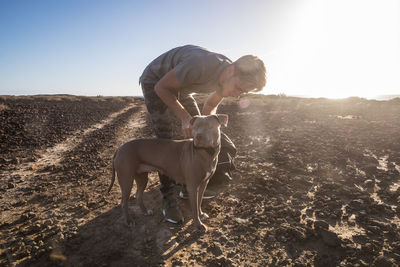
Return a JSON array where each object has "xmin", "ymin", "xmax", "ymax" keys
[
  {"xmin": 141, "ymin": 83, "xmax": 183, "ymax": 223},
  {"xmin": 209, "ymin": 132, "xmax": 237, "ymax": 185}
]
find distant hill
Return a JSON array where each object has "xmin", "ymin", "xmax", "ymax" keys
[
  {"xmin": 288, "ymin": 94, "xmax": 400, "ymax": 101},
  {"xmin": 373, "ymin": 95, "xmax": 400, "ymax": 100}
]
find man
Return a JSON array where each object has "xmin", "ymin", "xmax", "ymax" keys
[{"xmin": 139, "ymin": 45, "xmax": 266, "ymax": 224}]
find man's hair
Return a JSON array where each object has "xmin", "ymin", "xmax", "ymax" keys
[{"xmin": 233, "ymin": 55, "xmax": 266, "ymax": 92}]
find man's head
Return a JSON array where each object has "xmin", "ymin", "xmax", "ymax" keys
[{"xmin": 220, "ymin": 55, "xmax": 266, "ymax": 98}]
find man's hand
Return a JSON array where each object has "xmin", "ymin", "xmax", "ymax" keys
[
  {"xmin": 181, "ymin": 117, "xmax": 193, "ymax": 138},
  {"xmin": 202, "ymin": 91, "xmax": 223, "ymax": 115},
  {"xmin": 155, "ymin": 69, "xmax": 194, "ymax": 138}
]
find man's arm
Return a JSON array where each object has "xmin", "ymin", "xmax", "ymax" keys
[
  {"xmin": 202, "ymin": 91, "xmax": 223, "ymax": 115},
  {"xmin": 154, "ymin": 69, "xmax": 193, "ymax": 137}
]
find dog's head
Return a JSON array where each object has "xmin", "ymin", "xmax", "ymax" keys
[{"xmin": 190, "ymin": 114, "xmax": 228, "ymax": 148}]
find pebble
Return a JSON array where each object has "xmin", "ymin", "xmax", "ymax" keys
[
  {"xmin": 349, "ymin": 199, "xmax": 364, "ymax": 209},
  {"xmin": 226, "ymin": 241, "xmax": 235, "ymax": 248},
  {"xmin": 207, "ymin": 243, "xmax": 223, "ymax": 257},
  {"xmin": 319, "ymin": 228, "xmax": 341, "ymax": 247},
  {"xmin": 172, "ymin": 259, "xmax": 183, "ymax": 266},
  {"xmin": 362, "ymin": 243, "xmax": 374, "ymax": 254},
  {"xmin": 373, "ymin": 255, "xmax": 396, "ymax": 267},
  {"xmin": 234, "ymin": 218, "xmax": 248, "ymax": 224},
  {"xmin": 364, "ymin": 179, "xmax": 375, "ymax": 188},
  {"xmin": 314, "ymin": 220, "xmax": 329, "ymax": 230}
]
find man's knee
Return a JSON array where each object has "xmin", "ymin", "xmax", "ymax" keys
[
  {"xmin": 159, "ymin": 173, "xmax": 176, "ymax": 196},
  {"xmin": 221, "ymin": 132, "xmax": 237, "ymax": 156}
]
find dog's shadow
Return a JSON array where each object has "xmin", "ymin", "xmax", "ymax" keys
[{"xmin": 28, "ymin": 186, "xmax": 202, "ymax": 266}]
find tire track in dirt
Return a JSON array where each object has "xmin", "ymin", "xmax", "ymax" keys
[
  {"xmin": 2, "ymin": 103, "xmax": 136, "ymax": 178},
  {"xmin": 0, "ymin": 103, "xmax": 137, "ymax": 212},
  {"xmin": 0, "ymin": 101, "xmax": 149, "ymax": 266}
]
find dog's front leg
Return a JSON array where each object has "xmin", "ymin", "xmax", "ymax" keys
[
  {"xmin": 197, "ymin": 179, "xmax": 210, "ymax": 221},
  {"xmin": 186, "ymin": 183, "xmax": 207, "ymax": 232}
]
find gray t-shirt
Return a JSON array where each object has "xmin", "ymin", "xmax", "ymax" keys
[{"xmin": 139, "ymin": 45, "xmax": 232, "ymax": 95}]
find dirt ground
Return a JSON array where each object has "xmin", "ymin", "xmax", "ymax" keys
[{"xmin": 1, "ymin": 94, "xmax": 400, "ymax": 266}]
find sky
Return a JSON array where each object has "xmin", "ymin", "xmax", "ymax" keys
[{"xmin": 0, "ymin": 0, "xmax": 399, "ymax": 98}]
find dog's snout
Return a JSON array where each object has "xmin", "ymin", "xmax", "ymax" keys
[{"xmin": 196, "ymin": 133, "xmax": 205, "ymax": 140}]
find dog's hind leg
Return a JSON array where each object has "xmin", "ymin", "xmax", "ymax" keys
[
  {"xmin": 135, "ymin": 173, "xmax": 153, "ymax": 216},
  {"xmin": 118, "ymin": 170, "xmax": 135, "ymax": 227}
]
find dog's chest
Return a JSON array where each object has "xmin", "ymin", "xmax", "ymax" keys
[{"xmin": 199, "ymin": 156, "xmax": 218, "ymax": 180}]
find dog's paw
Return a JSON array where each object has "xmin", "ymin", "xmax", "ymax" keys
[
  {"xmin": 195, "ymin": 222, "xmax": 208, "ymax": 233},
  {"xmin": 200, "ymin": 212, "xmax": 209, "ymax": 220},
  {"xmin": 145, "ymin": 209, "xmax": 153, "ymax": 216}
]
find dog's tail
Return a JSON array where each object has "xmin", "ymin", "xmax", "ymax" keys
[{"xmin": 107, "ymin": 151, "xmax": 117, "ymax": 194}]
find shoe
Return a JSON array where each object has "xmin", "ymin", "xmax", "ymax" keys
[
  {"xmin": 208, "ymin": 171, "xmax": 232, "ymax": 186},
  {"xmin": 162, "ymin": 194, "xmax": 184, "ymax": 224},
  {"xmin": 179, "ymin": 186, "xmax": 216, "ymax": 200}
]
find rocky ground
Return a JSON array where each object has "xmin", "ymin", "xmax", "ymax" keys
[{"xmin": 1, "ymin": 94, "xmax": 400, "ymax": 266}]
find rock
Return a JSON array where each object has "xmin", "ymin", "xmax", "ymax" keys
[
  {"xmin": 217, "ymin": 256, "xmax": 233, "ymax": 266},
  {"xmin": 305, "ymin": 219, "xmax": 313, "ymax": 227},
  {"xmin": 314, "ymin": 220, "xmax": 329, "ymax": 230},
  {"xmin": 364, "ymin": 179, "xmax": 375, "ymax": 188},
  {"xmin": 205, "ymin": 256, "xmax": 233, "ymax": 267},
  {"xmin": 227, "ymin": 251, "xmax": 235, "ymax": 258},
  {"xmin": 348, "ymin": 220, "xmax": 356, "ymax": 227},
  {"xmin": 373, "ymin": 255, "xmax": 396, "ymax": 267},
  {"xmin": 172, "ymin": 259, "xmax": 183, "ymax": 266},
  {"xmin": 366, "ymin": 225, "xmax": 381, "ymax": 235},
  {"xmin": 319, "ymin": 228, "xmax": 341, "ymax": 247},
  {"xmin": 292, "ymin": 175, "xmax": 312, "ymax": 187},
  {"xmin": 353, "ymin": 234, "xmax": 368, "ymax": 245},
  {"xmin": 305, "ymin": 227, "xmax": 316, "ymax": 238},
  {"xmin": 12, "ymin": 200, "xmax": 27, "ymax": 207},
  {"xmin": 287, "ymin": 227, "xmax": 306, "ymax": 241},
  {"xmin": 361, "ymin": 242, "xmax": 375, "ymax": 254},
  {"xmin": 315, "ymin": 210, "xmax": 327, "ymax": 219},
  {"xmin": 226, "ymin": 241, "xmax": 235, "ymax": 248},
  {"xmin": 234, "ymin": 217, "xmax": 248, "ymax": 224},
  {"xmin": 349, "ymin": 199, "xmax": 364, "ymax": 209},
  {"xmin": 87, "ymin": 201, "xmax": 97, "ymax": 209},
  {"xmin": 305, "ymin": 208, "xmax": 313, "ymax": 216},
  {"xmin": 19, "ymin": 214, "xmax": 30, "ymax": 223},
  {"xmin": 219, "ymin": 235, "xmax": 228, "ymax": 243},
  {"xmin": 207, "ymin": 243, "xmax": 223, "ymax": 257}
]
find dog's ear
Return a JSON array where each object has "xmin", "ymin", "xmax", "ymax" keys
[
  {"xmin": 190, "ymin": 116, "xmax": 200, "ymax": 125},
  {"xmin": 213, "ymin": 114, "xmax": 228, "ymax": 127}
]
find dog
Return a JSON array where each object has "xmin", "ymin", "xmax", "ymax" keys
[{"xmin": 107, "ymin": 114, "xmax": 228, "ymax": 231}]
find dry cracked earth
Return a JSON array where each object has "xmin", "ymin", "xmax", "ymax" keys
[{"xmin": 1, "ymin": 94, "xmax": 400, "ymax": 266}]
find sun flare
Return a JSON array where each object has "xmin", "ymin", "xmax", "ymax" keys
[{"xmin": 261, "ymin": 0, "xmax": 400, "ymax": 100}]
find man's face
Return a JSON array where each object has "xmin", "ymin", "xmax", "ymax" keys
[{"xmin": 220, "ymin": 76, "xmax": 253, "ymax": 99}]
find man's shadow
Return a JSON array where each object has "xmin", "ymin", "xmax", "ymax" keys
[{"xmin": 27, "ymin": 186, "xmax": 203, "ymax": 266}]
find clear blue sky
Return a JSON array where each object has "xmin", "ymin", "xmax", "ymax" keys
[{"xmin": 1, "ymin": 0, "xmax": 399, "ymax": 98}]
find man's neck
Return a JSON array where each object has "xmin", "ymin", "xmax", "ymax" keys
[{"xmin": 218, "ymin": 64, "xmax": 234, "ymax": 87}]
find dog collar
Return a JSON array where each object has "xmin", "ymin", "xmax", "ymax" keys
[{"xmin": 193, "ymin": 143, "xmax": 220, "ymax": 156}]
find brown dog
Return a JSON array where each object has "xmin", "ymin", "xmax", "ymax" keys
[{"xmin": 107, "ymin": 114, "xmax": 228, "ymax": 231}]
